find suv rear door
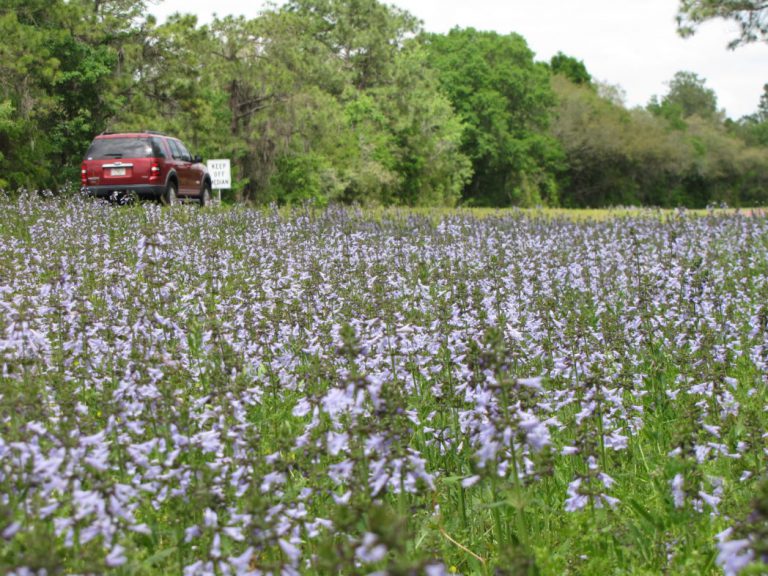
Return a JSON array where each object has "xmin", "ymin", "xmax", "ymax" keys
[{"xmin": 84, "ymin": 137, "xmax": 157, "ymax": 187}]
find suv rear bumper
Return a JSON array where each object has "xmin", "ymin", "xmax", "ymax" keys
[{"xmin": 84, "ymin": 184, "xmax": 166, "ymax": 199}]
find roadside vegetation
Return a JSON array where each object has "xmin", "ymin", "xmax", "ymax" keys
[{"xmin": 1, "ymin": 0, "xmax": 767, "ymax": 207}]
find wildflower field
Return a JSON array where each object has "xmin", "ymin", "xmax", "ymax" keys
[{"xmin": 2, "ymin": 196, "xmax": 768, "ymax": 576}]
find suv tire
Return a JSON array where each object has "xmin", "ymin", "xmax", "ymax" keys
[
  {"xmin": 200, "ymin": 182, "xmax": 212, "ymax": 208},
  {"xmin": 162, "ymin": 180, "xmax": 178, "ymax": 206}
]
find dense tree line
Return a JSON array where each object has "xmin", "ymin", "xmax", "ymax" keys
[{"xmin": 1, "ymin": 0, "xmax": 766, "ymax": 207}]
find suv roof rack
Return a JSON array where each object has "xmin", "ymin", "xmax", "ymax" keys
[{"xmin": 98, "ymin": 130, "xmax": 168, "ymax": 136}]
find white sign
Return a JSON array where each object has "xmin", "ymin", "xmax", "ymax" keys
[{"xmin": 208, "ymin": 159, "xmax": 231, "ymax": 189}]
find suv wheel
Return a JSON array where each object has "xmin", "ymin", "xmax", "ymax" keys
[
  {"xmin": 162, "ymin": 181, "xmax": 178, "ymax": 206},
  {"xmin": 200, "ymin": 182, "xmax": 212, "ymax": 208}
]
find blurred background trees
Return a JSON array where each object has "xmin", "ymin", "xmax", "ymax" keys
[{"xmin": 0, "ymin": 0, "xmax": 766, "ymax": 207}]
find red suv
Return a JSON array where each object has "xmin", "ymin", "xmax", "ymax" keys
[{"xmin": 81, "ymin": 132, "xmax": 213, "ymax": 205}]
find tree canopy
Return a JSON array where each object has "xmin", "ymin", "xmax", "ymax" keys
[
  {"xmin": 425, "ymin": 28, "xmax": 562, "ymax": 206},
  {"xmin": 648, "ymin": 71, "xmax": 720, "ymax": 128},
  {"xmin": 549, "ymin": 52, "xmax": 592, "ymax": 86}
]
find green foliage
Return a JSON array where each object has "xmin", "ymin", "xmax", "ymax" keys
[
  {"xmin": 426, "ymin": 28, "xmax": 563, "ymax": 206},
  {"xmin": 372, "ymin": 42, "xmax": 471, "ymax": 206},
  {"xmin": 759, "ymin": 83, "xmax": 768, "ymax": 122},
  {"xmin": 0, "ymin": 0, "xmax": 137, "ymax": 189},
  {"xmin": 731, "ymin": 85, "xmax": 768, "ymax": 148},
  {"xmin": 283, "ymin": 0, "xmax": 421, "ymax": 90},
  {"xmin": 733, "ymin": 117, "xmax": 768, "ymax": 148},
  {"xmin": 270, "ymin": 152, "xmax": 335, "ymax": 205},
  {"xmin": 651, "ymin": 71, "xmax": 720, "ymax": 122},
  {"xmin": 203, "ymin": 2, "xmax": 470, "ymax": 206},
  {"xmin": 549, "ymin": 51, "xmax": 592, "ymax": 86},
  {"xmin": 551, "ymin": 76, "xmax": 689, "ymax": 207},
  {"xmin": 552, "ymin": 73, "xmax": 768, "ymax": 208},
  {"xmin": 683, "ymin": 116, "xmax": 768, "ymax": 206}
]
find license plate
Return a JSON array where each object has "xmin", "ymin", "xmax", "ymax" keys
[{"xmin": 111, "ymin": 168, "xmax": 126, "ymax": 176}]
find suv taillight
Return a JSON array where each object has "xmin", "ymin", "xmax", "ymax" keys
[
  {"xmin": 81, "ymin": 162, "xmax": 87, "ymax": 186},
  {"xmin": 149, "ymin": 161, "xmax": 161, "ymax": 182}
]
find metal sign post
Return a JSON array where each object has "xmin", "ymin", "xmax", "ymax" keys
[{"xmin": 207, "ymin": 159, "xmax": 231, "ymax": 205}]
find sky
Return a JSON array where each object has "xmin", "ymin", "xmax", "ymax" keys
[{"xmin": 149, "ymin": 0, "xmax": 766, "ymax": 119}]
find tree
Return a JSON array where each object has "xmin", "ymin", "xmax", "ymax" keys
[
  {"xmin": 677, "ymin": 0, "xmax": 768, "ymax": 48},
  {"xmin": 758, "ymin": 83, "xmax": 768, "ymax": 122},
  {"xmin": 649, "ymin": 71, "xmax": 720, "ymax": 125},
  {"xmin": 0, "ymin": 2, "xmax": 62, "ymax": 187},
  {"xmin": 551, "ymin": 76, "xmax": 691, "ymax": 207},
  {"xmin": 282, "ymin": 0, "xmax": 421, "ymax": 90},
  {"xmin": 100, "ymin": 12, "xmax": 232, "ymax": 170},
  {"xmin": 194, "ymin": 1, "xmax": 469, "ymax": 206},
  {"xmin": 371, "ymin": 42, "xmax": 471, "ymax": 205},
  {"xmin": 0, "ymin": 0, "xmax": 132, "ymax": 189},
  {"xmin": 729, "ymin": 84, "xmax": 768, "ymax": 146},
  {"xmin": 549, "ymin": 52, "xmax": 592, "ymax": 86},
  {"xmin": 425, "ymin": 28, "xmax": 563, "ymax": 206},
  {"xmin": 683, "ymin": 114, "xmax": 768, "ymax": 205}
]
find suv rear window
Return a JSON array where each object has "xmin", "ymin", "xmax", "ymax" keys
[{"xmin": 85, "ymin": 137, "xmax": 164, "ymax": 160}]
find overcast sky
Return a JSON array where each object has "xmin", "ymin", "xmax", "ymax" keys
[{"xmin": 150, "ymin": 0, "xmax": 765, "ymax": 119}]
